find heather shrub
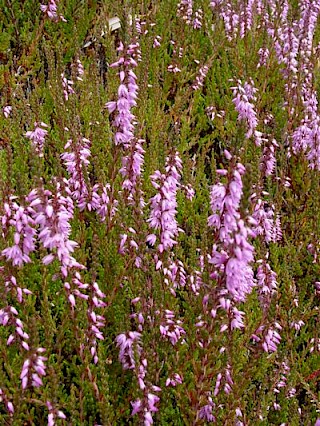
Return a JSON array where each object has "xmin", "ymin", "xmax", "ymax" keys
[{"xmin": 1, "ymin": 0, "xmax": 320, "ymax": 425}]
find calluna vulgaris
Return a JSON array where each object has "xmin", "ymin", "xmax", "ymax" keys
[{"xmin": 1, "ymin": 0, "xmax": 320, "ymax": 425}]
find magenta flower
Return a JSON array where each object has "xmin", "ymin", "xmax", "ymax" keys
[
  {"xmin": 153, "ymin": 35, "xmax": 161, "ymax": 48},
  {"xmin": 131, "ymin": 399, "xmax": 142, "ymax": 415},
  {"xmin": 74, "ymin": 59, "xmax": 84, "ymax": 81},
  {"xmin": 262, "ymin": 325, "xmax": 282, "ymax": 353},
  {"xmin": 20, "ymin": 348, "xmax": 47, "ymax": 389},
  {"xmin": 160, "ymin": 309, "xmax": 186, "ymax": 345},
  {"xmin": 147, "ymin": 151, "xmax": 183, "ymax": 253},
  {"xmin": 61, "ymin": 73, "xmax": 74, "ymax": 100},
  {"xmin": 47, "ymin": 401, "xmax": 66, "ymax": 426},
  {"xmin": 292, "ymin": 91, "xmax": 320, "ymax": 171},
  {"xmin": 25, "ymin": 122, "xmax": 48, "ymax": 157},
  {"xmin": 0, "ymin": 306, "xmax": 30, "ymax": 351},
  {"xmin": 95, "ymin": 183, "xmax": 118, "ymax": 222},
  {"xmin": 252, "ymin": 323, "xmax": 282, "ymax": 353},
  {"xmin": 61, "ymin": 138, "xmax": 91, "ymax": 210},
  {"xmin": 3, "ymin": 105, "xmax": 12, "ymax": 118},
  {"xmin": 192, "ymin": 65, "xmax": 209, "ymax": 90},
  {"xmin": 0, "ymin": 388, "xmax": 14, "ymax": 415},
  {"xmin": 177, "ymin": 0, "xmax": 193, "ymax": 25},
  {"xmin": 256, "ymin": 258, "xmax": 278, "ymax": 312},
  {"xmin": 120, "ymin": 137, "xmax": 145, "ymax": 204},
  {"xmin": 1, "ymin": 198, "xmax": 37, "ymax": 267},
  {"xmin": 41, "ymin": 0, "xmax": 66, "ymax": 22},
  {"xmin": 258, "ymin": 48, "xmax": 270, "ymax": 68},
  {"xmin": 165, "ymin": 373, "xmax": 183, "ymax": 387},
  {"xmin": 131, "ymin": 392, "xmax": 160, "ymax": 425},
  {"xmin": 231, "ymin": 79, "xmax": 258, "ymax": 139},
  {"xmin": 260, "ymin": 138, "xmax": 278, "ymax": 176},
  {"xmin": 26, "ymin": 186, "xmax": 83, "ymax": 277},
  {"xmin": 251, "ymin": 197, "xmax": 280, "ymax": 243},
  {"xmin": 5, "ymin": 275, "xmax": 32, "ymax": 304},
  {"xmin": 115, "ymin": 331, "xmax": 142, "ymax": 370},
  {"xmin": 208, "ymin": 154, "xmax": 255, "ymax": 302},
  {"xmin": 163, "ymin": 258, "xmax": 188, "ymax": 289},
  {"xmin": 105, "ymin": 42, "xmax": 140, "ymax": 148},
  {"xmin": 86, "ymin": 281, "xmax": 106, "ymax": 364},
  {"xmin": 210, "ymin": 0, "xmax": 240, "ymax": 40},
  {"xmin": 198, "ymin": 395, "xmax": 215, "ymax": 422}
]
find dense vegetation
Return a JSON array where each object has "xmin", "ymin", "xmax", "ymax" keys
[{"xmin": 1, "ymin": 0, "xmax": 320, "ymax": 424}]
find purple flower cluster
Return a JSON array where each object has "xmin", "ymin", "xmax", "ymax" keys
[
  {"xmin": 131, "ymin": 388, "xmax": 160, "ymax": 426},
  {"xmin": 20, "ymin": 348, "xmax": 47, "ymax": 389},
  {"xmin": 147, "ymin": 151, "xmax": 183, "ymax": 253},
  {"xmin": 208, "ymin": 152, "xmax": 255, "ymax": 303},
  {"xmin": 61, "ymin": 138, "xmax": 118, "ymax": 218},
  {"xmin": 116, "ymin": 329, "xmax": 161, "ymax": 424},
  {"xmin": 1, "ymin": 197, "xmax": 36, "ymax": 267},
  {"xmin": 40, "ymin": 0, "xmax": 66, "ymax": 22},
  {"xmin": 292, "ymin": 91, "xmax": 320, "ymax": 170},
  {"xmin": 160, "ymin": 309, "xmax": 186, "ymax": 345},
  {"xmin": 198, "ymin": 394, "xmax": 215, "ymax": 422},
  {"xmin": 105, "ymin": 41, "xmax": 140, "ymax": 147},
  {"xmin": 73, "ymin": 59, "xmax": 84, "ymax": 81},
  {"xmin": 252, "ymin": 322, "xmax": 282, "ymax": 353},
  {"xmin": 0, "ymin": 306, "xmax": 30, "ymax": 350},
  {"xmin": 256, "ymin": 258, "xmax": 278, "ymax": 314},
  {"xmin": 120, "ymin": 137, "xmax": 145, "ymax": 204},
  {"xmin": 86, "ymin": 281, "xmax": 106, "ymax": 364},
  {"xmin": 251, "ymin": 196, "xmax": 282, "ymax": 243},
  {"xmin": 25, "ymin": 122, "xmax": 48, "ymax": 158},
  {"xmin": 165, "ymin": 373, "xmax": 183, "ymax": 387},
  {"xmin": 0, "ymin": 388, "xmax": 14, "ymax": 416},
  {"xmin": 3, "ymin": 105, "xmax": 12, "ymax": 118},
  {"xmin": 210, "ymin": 1, "xmax": 240, "ymax": 41},
  {"xmin": 257, "ymin": 47, "xmax": 270, "ymax": 68},
  {"xmin": 177, "ymin": 0, "xmax": 193, "ymax": 25},
  {"xmin": 27, "ymin": 187, "xmax": 82, "ymax": 277},
  {"xmin": 260, "ymin": 138, "xmax": 279, "ymax": 176},
  {"xmin": 192, "ymin": 65, "xmax": 209, "ymax": 90},
  {"xmin": 5, "ymin": 275, "xmax": 32, "ymax": 304},
  {"xmin": 231, "ymin": 79, "xmax": 258, "ymax": 139},
  {"xmin": 61, "ymin": 138, "xmax": 91, "ymax": 210},
  {"xmin": 47, "ymin": 401, "xmax": 66, "ymax": 426},
  {"xmin": 163, "ymin": 257, "xmax": 188, "ymax": 289},
  {"xmin": 61, "ymin": 73, "xmax": 74, "ymax": 101},
  {"xmin": 115, "ymin": 331, "xmax": 142, "ymax": 370}
]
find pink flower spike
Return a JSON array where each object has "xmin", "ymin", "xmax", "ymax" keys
[{"xmin": 3, "ymin": 106, "xmax": 12, "ymax": 118}]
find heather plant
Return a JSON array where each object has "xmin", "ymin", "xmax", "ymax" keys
[{"xmin": 1, "ymin": 0, "xmax": 320, "ymax": 425}]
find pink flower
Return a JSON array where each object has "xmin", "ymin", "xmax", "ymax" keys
[
  {"xmin": 3, "ymin": 106, "xmax": 12, "ymax": 118},
  {"xmin": 25, "ymin": 122, "xmax": 48, "ymax": 157},
  {"xmin": 231, "ymin": 79, "xmax": 258, "ymax": 139},
  {"xmin": 115, "ymin": 331, "xmax": 142, "ymax": 369},
  {"xmin": 61, "ymin": 73, "xmax": 74, "ymax": 100},
  {"xmin": 106, "ymin": 42, "xmax": 140, "ymax": 148},
  {"xmin": 61, "ymin": 138, "xmax": 91, "ymax": 210},
  {"xmin": 147, "ymin": 152, "xmax": 183, "ymax": 252},
  {"xmin": 192, "ymin": 65, "xmax": 209, "ymax": 90},
  {"xmin": 20, "ymin": 348, "xmax": 47, "ymax": 389},
  {"xmin": 26, "ymin": 186, "xmax": 83, "ymax": 276},
  {"xmin": 46, "ymin": 401, "xmax": 66, "ymax": 426},
  {"xmin": 177, "ymin": 0, "xmax": 193, "ymax": 25},
  {"xmin": 1, "ymin": 198, "xmax": 36, "ymax": 266},
  {"xmin": 160, "ymin": 310, "xmax": 186, "ymax": 345},
  {"xmin": 198, "ymin": 395, "xmax": 215, "ymax": 422},
  {"xmin": 208, "ymin": 156, "xmax": 255, "ymax": 302},
  {"xmin": 40, "ymin": 0, "xmax": 66, "ymax": 22}
]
